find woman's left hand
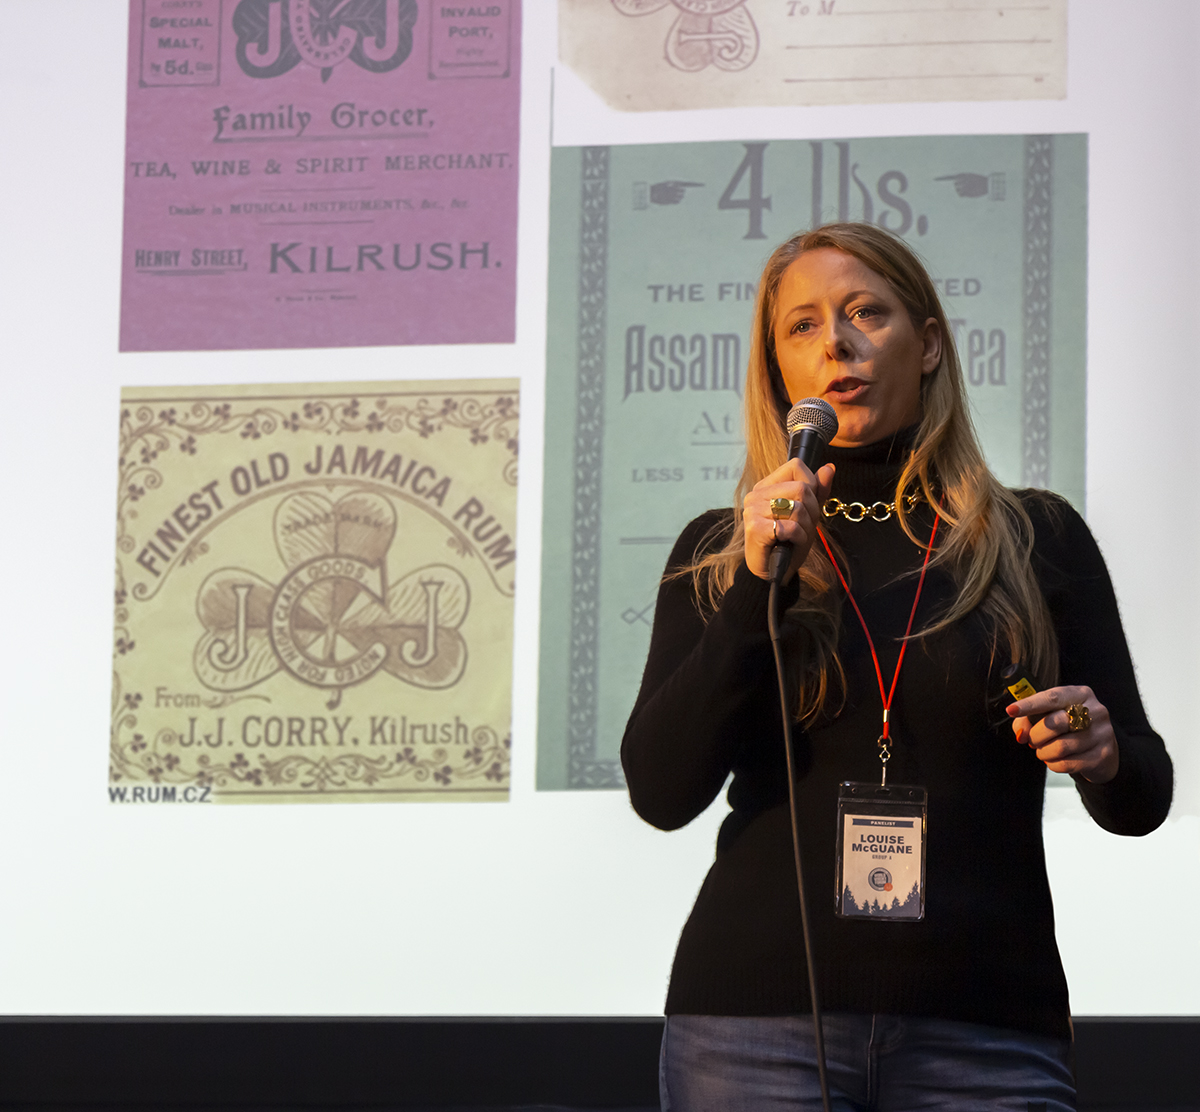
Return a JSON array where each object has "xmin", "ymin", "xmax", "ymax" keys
[{"xmin": 1006, "ymin": 685, "xmax": 1119, "ymax": 783}]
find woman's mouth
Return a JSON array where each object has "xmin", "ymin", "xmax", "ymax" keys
[{"xmin": 825, "ymin": 377, "xmax": 869, "ymax": 402}]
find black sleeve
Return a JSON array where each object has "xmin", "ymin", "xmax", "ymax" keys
[
  {"xmin": 1027, "ymin": 494, "xmax": 1173, "ymax": 835},
  {"xmin": 620, "ymin": 510, "xmax": 798, "ymax": 831}
]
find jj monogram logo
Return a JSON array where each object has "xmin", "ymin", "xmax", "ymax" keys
[{"xmin": 233, "ymin": 0, "xmax": 419, "ymax": 80}]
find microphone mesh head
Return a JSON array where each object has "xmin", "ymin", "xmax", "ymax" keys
[{"xmin": 786, "ymin": 397, "xmax": 839, "ymax": 444}]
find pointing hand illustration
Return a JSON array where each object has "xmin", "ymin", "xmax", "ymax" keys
[
  {"xmin": 650, "ymin": 180, "xmax": 704, "ymax": 205},
  {"xmin": 934, "ymin": 173, "xmax": 989, "ymax": 198}
]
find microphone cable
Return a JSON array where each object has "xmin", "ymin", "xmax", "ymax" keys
[
  {"xmin": 764, "ymin": 397, "xmax": 837, "ymax": 1111},
  {"xmin": 768, "ymin": 576, "xmax": 832, "ymax": 1112}
]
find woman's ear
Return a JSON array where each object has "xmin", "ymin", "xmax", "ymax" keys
[{"xmin": 920, "ymin": 317, "xmax": 942, "ymax": 376}]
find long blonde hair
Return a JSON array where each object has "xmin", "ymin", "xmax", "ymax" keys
[{"xmin": 690, "ymin": 223, "xmax": 1059, "ymax": 722}]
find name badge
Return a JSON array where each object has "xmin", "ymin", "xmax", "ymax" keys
[{"xmin": 835, "ymin": 782, "xmax": 927, "ymax": 921}]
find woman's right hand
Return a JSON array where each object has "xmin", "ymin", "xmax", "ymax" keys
[{"xmin": 743, "ymin": 459, "xmax": 836, "ymax": 581}]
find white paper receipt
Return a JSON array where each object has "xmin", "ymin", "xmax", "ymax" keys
[{"xmin": 559, "ymin": 0, "xmax": 1066, "ymax": 111}]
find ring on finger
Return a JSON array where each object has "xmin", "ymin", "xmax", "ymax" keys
[
  {"xmin": 769, "ymin": 497, "xmax": 797, "ymax": 520},
  {"xmin": 1065, "ymin": 703, "xmax": 1090, "ymax": 733}
]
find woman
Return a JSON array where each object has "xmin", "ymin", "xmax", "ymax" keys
[{"xmin": 621, "ymin": 223, "xmax": 1172, "ymax": 1111}]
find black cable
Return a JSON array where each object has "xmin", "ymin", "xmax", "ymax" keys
[{"xmin": 768, "ymin": 577, "xmax": 832, "ymax": 1112}]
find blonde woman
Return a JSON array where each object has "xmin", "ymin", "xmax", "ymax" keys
[{"xmin": 622, "ymin": 224, "xmax": 1172, "ymax": 1111}]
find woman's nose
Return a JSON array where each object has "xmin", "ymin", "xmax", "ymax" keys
[{"xmin": 822, "ymin": 319, "xmax": 853, "ymax": 361}]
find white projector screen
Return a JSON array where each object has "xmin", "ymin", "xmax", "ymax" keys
[{"xmin": 0, "ymin": 0, "xmax": 1196, "ymax": 1016}]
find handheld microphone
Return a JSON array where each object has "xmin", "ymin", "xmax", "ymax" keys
[{"xmin": 768, "ymin": 397, "xmax": 839, "ymax": 585}]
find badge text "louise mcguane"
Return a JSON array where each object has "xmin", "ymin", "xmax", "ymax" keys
[
  {"xmin": 132, "ymin": 446, "xmax": 515, "ymax": 580},
  {"xmin": 852, "ymin": 834, "xmax": 914, "ymax": 855}
]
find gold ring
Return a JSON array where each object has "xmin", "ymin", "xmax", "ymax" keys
[
  {"xmin": 1065, "ymin": 703, "xmax": 1091, "ymax": 732},
  {"xmin": 770, "ymin": 497, "xmax": 796, "ymax": 520}
]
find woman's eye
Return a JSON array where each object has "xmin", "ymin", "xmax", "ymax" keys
[
  {"xmin": 851, "ymin": 306, "xmax": 877, "ymax": 320},
  {"xmin": 791, "ymin": 320, "xmax": 812, "ymax": 334}
]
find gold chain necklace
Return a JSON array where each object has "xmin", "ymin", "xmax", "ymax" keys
[{"xmin": 822, "ymin": 490, "xmax": 923, "ymax": 523}]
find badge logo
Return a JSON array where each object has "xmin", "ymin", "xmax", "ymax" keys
[{"xmin": 868, "ymin": 867, "xmax": 893, "ymax": 892}]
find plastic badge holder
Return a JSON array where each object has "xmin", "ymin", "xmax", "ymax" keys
[{"xmin": 835, "ymin": 782, "xmax": 927, "ymax": 921}]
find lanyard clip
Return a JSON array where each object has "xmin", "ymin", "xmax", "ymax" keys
[{"xmin": 877, "ymin": 734, "xmax": 892, "ymax": 787}]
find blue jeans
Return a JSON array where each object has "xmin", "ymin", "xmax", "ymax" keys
[{"xmin": 660, "ymin": 1013, "xmax": 1075, "ymax": 1111}]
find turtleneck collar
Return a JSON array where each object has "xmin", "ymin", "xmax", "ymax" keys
[{"xmin": 822, "ymin": 424, "xmax": 918, "ymax": 503}]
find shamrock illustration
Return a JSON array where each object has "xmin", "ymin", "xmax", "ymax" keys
[{"xmin": 193, "ymin": 491, "xmax": 469, "ymax": 703}]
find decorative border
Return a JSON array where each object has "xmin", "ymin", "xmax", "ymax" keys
[
  {"xmin": 1022, "ymin": 134, "xmax": 1054, "ymax": 488},
  {"xmin": 566, "ymin": 148, "xmax": 624, "ymax": 789}
]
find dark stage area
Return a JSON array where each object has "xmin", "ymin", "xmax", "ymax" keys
[{"xmin": 0, "ymin": 1017, "xmax": 1195, "ymax": 1110}]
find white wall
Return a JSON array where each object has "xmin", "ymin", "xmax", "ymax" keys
[{"xmin": 0, "ymin": 0, "xmax": 1195, "ymax": 1015}]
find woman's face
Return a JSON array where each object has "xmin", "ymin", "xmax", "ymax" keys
[{"xmin": 771, "ymin": 247, "xmax": 941, "ymax": 448}]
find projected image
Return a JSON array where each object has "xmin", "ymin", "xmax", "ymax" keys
[
  {"xmin": 559, "ymin": 0, "xmax": 1065, "ymax": 111},
  {"xmin": 120, "ymin": 0, "xmax": 521, "ymax": 351},
  {"xmin": 538, "ymin": 133, "xmax": 1087, "ymax": 790},
  {"xmin": 112, "ymin": 380, "xmax": 518, "ymax": 803}
]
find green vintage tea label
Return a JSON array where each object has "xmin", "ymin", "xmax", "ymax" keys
[
  {"xmin": 539, "ymin": 135, "xmax": 1086, "ymax": 790},
  {"xmin": 112, "ymin": 380, "xmax": 518, "ymax": 803}
]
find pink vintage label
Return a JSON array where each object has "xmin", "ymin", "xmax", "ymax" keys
[{"xmin": 121, "ymin": 0, "xmax": 520, "ymax": 351}]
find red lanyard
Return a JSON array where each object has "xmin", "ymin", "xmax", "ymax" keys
[{"xmin": 815, "ymin": 513, "xmax": 941, "ymax": 786}]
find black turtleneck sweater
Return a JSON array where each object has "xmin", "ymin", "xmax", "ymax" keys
[{"xmin": 621, "ymin": 435, "xmax": 1172, "ymax": 1040}]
